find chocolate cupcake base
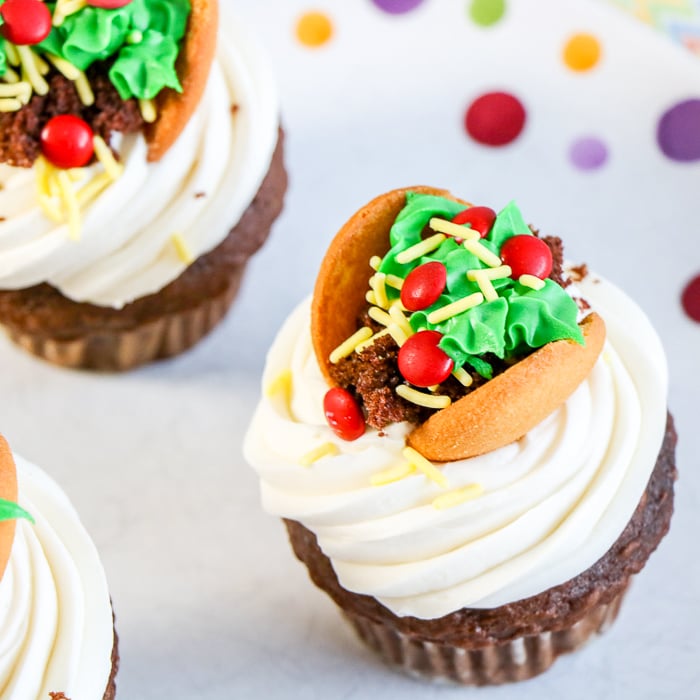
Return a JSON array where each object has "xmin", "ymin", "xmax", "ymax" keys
[
  {"xmin": 284, "ymin": 414, "xmax": 677, "ymax": 685},
  {"xmin": 0, "ymin": 130, "xmax": 287, "ymax": 371}
]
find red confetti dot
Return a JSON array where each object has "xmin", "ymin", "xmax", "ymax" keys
[
  {"xmin": 681, "ymin": 274, "xmax": 700, "ymax": 322},
  {"xmin": 465, "ymin": 91, "xmax": 526, "ymax": 147}
]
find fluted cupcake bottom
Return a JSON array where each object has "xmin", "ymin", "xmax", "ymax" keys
[{"xmin": 344, "ymin": 586, "xmax": 627, "ymax": 685}]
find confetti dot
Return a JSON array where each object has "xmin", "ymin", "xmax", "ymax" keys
[
  {"xmin": 563, "ymin": 33, "xmax": 601, "ymax": 71},
  {"xmin": 371, "ymin": 0, "xmax": 425, "ymax": 14},
  {"xmin": 296, "ymin": 11, "xmax": 333, "ymax": 48},
  {"xmin": 570, "ymin": 137, "xmax": 608, "ymax": 170},
  {"xmin": 657, "ymin": 99, "xmax": 700, "ymax": 162},
  {"xmin": 465, "ymin": 91, "xmax": 526, "ymax": 147},
  {"xmin": 469, "ymin": 0, "xmax": 506, "ymax": 27},
  {"xmin": 682, "ymin": 274, "xmax": 700, "ymax": 322}
]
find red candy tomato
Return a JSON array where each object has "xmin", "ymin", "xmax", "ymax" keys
[
  {"xmin": 500, "ymin": 235, "xmax": 553, "ymax": 280},
  {"xmin": 86, "ymin": 0, "xmax": 133, "ymax": 7},
  {"xmin": 323, "ymin": 388, "xmax": 365, "ymax": 441},
  {"xmin": 398, "ymin": 330, "xmax": 454, "ymax": 387},
  {"xmin": 452, "ymin": 206, "xmax": 497, "ymax": 238},
  {"xmin": 400, "ymin": 261, "xmax": 446, "ymax": 312},
  {"xmin": 40, "ymin": 115, "xmax": 95, "ymax": 169},
  {"xmin": 0, "ymin": 0, "xmax": 52, "ymax": 46}
]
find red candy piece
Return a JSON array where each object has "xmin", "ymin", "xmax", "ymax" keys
[
  {"xmin": 500, "ymin": 235, "xmax": 553, "ymax": 280},
  {"xmin": 465, "ymin": 91, "xmax": 526, "ymax": 147},
  {"xmin": 86, "ymin": 0, "xmax": 133, "ymax": 7},
  {"xmin": 40, "ymin": 115, "xmax": 95, "ymax": 169},
  {"xmin": 0, "ymin": 0, "xmax": 52, "ymax": 46},
  {"xmin": 398, "ymin": 330, "xmax": 454, "ymax": 387},
  {"xmin": 681, "ymin": 274, "xmax": 700, "ymax": 323},
  {"xmin": 401, "ymin": 261, "xmax": 447, "ymax": 311},
  {"xmin": 323, "ymin": 387, "xmax": 366, "ymax": 441},
  {"xmin": 452, "ymin": 206, "xmax": 497, "ymax": 238}
]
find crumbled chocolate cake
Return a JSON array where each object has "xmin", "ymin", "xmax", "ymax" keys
[
  {"xmin": 330, "ymin": 229, "xmax": 570, "ymax": 429},
  {"xmin": 0, "ymin": 66, "xmax": 144, "ymax": 168}
]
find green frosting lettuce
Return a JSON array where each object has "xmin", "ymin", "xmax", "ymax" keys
[
  {"xmin": 0, "ymin": 498, "xmax": 34, "ymax": 524},
  {"xmin": 38, "ymin": 0, "xmax": 190, "ymax": 100},
  {"xmin": 378, "ymin": 193, "xmax": 584, "ymax": 379}
]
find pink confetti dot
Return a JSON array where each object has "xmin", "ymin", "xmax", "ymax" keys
[{"xmin": 465, "ymin": 91, "xmax": 526, "ymax": 146}]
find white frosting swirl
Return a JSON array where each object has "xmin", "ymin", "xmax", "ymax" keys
[
  {"xmin": 245, "ymin": 273, "xmax": 668, "ymax": 619},
  {"xmin": 0, "ymin": 9, "xmax": 279, "ymax": 309},
  {"xmin": 0, "ymin": 455, "xmax": 113, "ymax": 698}
]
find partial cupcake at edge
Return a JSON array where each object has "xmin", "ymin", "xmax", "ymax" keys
[
  {"xmin": 245, "ymin": 187, "xmax": 677, "ymax": 685},
  {"xmin": 0, "ymin": 435, "xmax": 116, "ymax": 698},
  {"xmin": 0, "ymin": 0, "xmax": 286, "ymax": 371}
]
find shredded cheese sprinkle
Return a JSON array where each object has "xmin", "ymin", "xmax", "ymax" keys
[
  {"xmin": 76, "ymin": 172, "xmax": 113, "ymax": 208},
  {"xmin": 45, "ymin": 53, "xmax": 81, "ymax": 80},
  {"xmin": 370, "ymin": 462, "xmax": 416, "ymax": 487},
  {"xmin": 386, "ymin": 323, "xmax": 408, "ymax": 347},
  {"xmin": 3, "ymin": 67, "xmax": 20, "ymax": 84},
  {"xmin": 17, "ymin": 46, "xmax": 49, "ymax": 96},
  {"xmin": 370, "ymin": 272, "xmax": 390, "ymax": 309},
  {"xmin": 56, "ymin": 170, "xmax": 81, "ymax": 241},
  {"xmin": 355, "ymin": 327, "xmax": 391, "ymax": 354},
  {"xmin": 396, "ymin": 233, "xmax": 446, "ymax": 264},
  {"xmin": 396, "ymin": 384, "xmax": 451, "ymax": 409},
  {"xmin": 299, "ymin": 442, "xmax": 339, "ymax": 467},
  {"xmin": 53, "ymin": 0, "xmax": 87, "ymax": 26},
  {"xmin": 469, "ymin": 270, "xmax": 499, "ymax": 302},
  {"xmin": 5, "ymin": 44, "xmax": 20, "ymax": 67},
  {"xmin": 367, "ymin": 305, "xmax": 393, "ymax": 328},
  {"xmin": 139, "ymin": 98, "xmax": 157, "ymax": 124},
  {"xmin": 463, "ymin": 238, "xmax": 502, "ymax": 268},
  {"xmin": 467, "ymin": 265, "xmax": 512, "ymax": 281},
  {"xmin": 369, "ymin": 255, "xmax": 382, "ymax": 271},
  {"xmin": 385, "ymin": 274, "xmax": 404, "ymax": 290},
  {"xmin": 265, "ymin": 369, "xmax": 292, "ymax": 399},
  {"xmin": 388, "ymin": 303, "xmax": 413, "ymax": 338},
  {"xmin": 426, "ymin": 292, "xmax": 484, "ymax": 324},
  {"xmin": 432, "ymin": 483, "xmax": 484, "ymax": 510},
  {"xmin": 452, "ymin": 367, "xmax": 473, "ymax": 387},
  {"xmin": 93, "ymin": 136, "xmax": 123, "ymax": 179},
  {"xmin": 365, "ymin": 290, "xmax": 377, "ymax": 306},
  {"xmin": 403, "ymin": 447, "xmax": 448, "ymax": 488},
  {"xmin": 429, "ymin": 217, "xmax": 480, "ymax": 241},
  {"xmin": 330, "ymin": 327, "xmax": 373, "ymax": 363},
  {"xmin": 0, "ymin": 98, "xmax": 22, "ymax": 113},
  {"xmin": 171, "ymin": 234, "xmax": 194, "ymax": 265},
  {"xmin": 519, "ymin": 274, "xmax": 546, "ymax": 291},
  {"xmin": 74, "ymin": 71, "xmax": 95, "ymax": 106}
]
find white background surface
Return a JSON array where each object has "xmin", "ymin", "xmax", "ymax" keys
[{"xmin": 1, "ymin": 0, "xmax": 699, "ymax": 697}]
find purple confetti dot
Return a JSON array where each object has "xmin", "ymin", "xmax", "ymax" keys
[
  {"xmin": 657, "ymin": 99, "xmax": 700, "ymax": 162},
  {"xmin": 371, "ymin": 0, "xmax": 425, "ymax": 14},
  {"xmin": 570, "ymin": 137, "xmax": 608, "ymax": 170}
]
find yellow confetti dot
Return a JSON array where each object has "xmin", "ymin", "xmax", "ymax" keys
[
  {"xmin": 563, "ymin": 33, "xmax": 601, "ymax": 72},
  {"xmin": 296, "ymin": 11, "xmax": 333, "ymax": 48}
]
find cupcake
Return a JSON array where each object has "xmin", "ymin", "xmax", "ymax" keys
[
  {"xmin": 0, "ymin": 0, "xmax": 286, "ymax": 370},
  {"xmin": 0, "ymin": 435, "xmax": 117, "ymax": 697},
  {"xmin": 245, "ymin": 187, "xmax": 676, "ymax": 685}
]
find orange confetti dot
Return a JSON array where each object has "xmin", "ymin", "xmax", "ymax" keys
[
  {"xmin": 563, "ymin": 33, "xmax": 601, "ymax": 72},
  {"xmin": 296, "ymin": 11, "xmax": 333, "ymax": 48}
]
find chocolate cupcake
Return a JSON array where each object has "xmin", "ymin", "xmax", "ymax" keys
[
  {"xmin": 245, "ymin": 187, "xmax": 676, "ymax": 684},
  {"xmin": 0, "ymin": 0, "xmax": 286, "ymax": 370},
  {"xmin": 0, "ymin": 435, "xmax": 118, "ymax": 697}
]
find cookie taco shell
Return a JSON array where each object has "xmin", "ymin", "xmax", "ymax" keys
[
  {"xmin": 312, "ymin": 186, "xmax": 605, "ymax": 461},
  {"xmin": 0, "ymin": 435, "xmax": 18, "ymax": 581}
]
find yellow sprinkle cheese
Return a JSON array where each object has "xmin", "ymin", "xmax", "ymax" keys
[
  {"xmin": 56, "ymin": 170, "xmax": 81, "ymax": 241},
  {"xmin": 385, "ymin": 274, "xmax": 404, "ymax": 290},
  {"xmin": 463, "ymin": 238, "xmax": 502, "ymax": 268},
  {"xmin": 171, "ymin": 234, "xmax": 194, "ymax": 265},
  {"xmin": 367, "ymin": 305, "xmax": 393, "ymax": 328},
  {"xmin": 76, "ymin": 172, "xmax": 114, "ymax": 208},
  {"xmin": 429, "ymin": 217, "xmax": 480, "ymax": 241},
  {"xmin": 426, "ymin": 292, "xmax": 484, "ymax": 324},
  {"xmin": 369, "ymin": 255, "xmax": 382, "ymax": 271},
  {"xmin": 139, "ymin": 98, "xmax": 157, "ymax": 124},
  {"xmin": 45, "ymin": 53, "xmax": 81, "ymax": 80},
  {"xmin": 5, "ymin": 43, "xmax": 20, "ymax": 67},
  {"xmin": 452, "ymin": 367, "xmax": 473, "ymax": 387},
  {"xmin": 469, "ymin": 271, "xmax": 499, "ymax": 302},
  {"xmin": 386, "ymin": 323, "xmax": 408, "ymax": 347},
  {"xmin": 466, "ymin": 265, "xmax": 512, "ymax": 281},
  {"xmin": 365, "ymin": 290, "xmax": 377, "ymax": 306},
  {"xmin": 3, "ymin": 67, "xmax": 19, "ymax": 84},
  {"xmin": 53, "ymin": 0, "xmax": 87, "ymax": 26},
  {"xmin": 519, "ymin": 274, "xmax": 546, "ymax": 291},
  {"xmin": 432, "ymin": 483, "xmax": 484, "ymax": 510},
  {"xmin": 299, "ymin": 442, "xmax": 339, "ymax": 467},
  {"xmin": 93, "ymin": 136, "xmax": 123, "ymax": 179},
  {"xmin": 38, "ymin": 194, "xmax": 63, "ymax": 223},
  {"xmin": 396, "ymin": 384, "xmax": 451, "ymax": 409},
  {"xmin": 403, "ymin": 447, "xmax": 448, "ymax": 488},
  {"xmin": 330, "ymin": 326, "xmax": 373, "ymax": 363},
  {"xmin": 34, "ymin": 54, "xmax": 50, "ymax": 76},
  {"xmin": 17, "ymin": 46, "xmax": 48, "ymax": 96},
  {"xmin": 355, "ymin": 327, "xmax": 390, "ymax": 354},
  {"xmin": 395, "ymin": 233, "xmax": 446, "ymax": 264},
  {"xmin": 265, "ymin": 369, "xmax": 293, "ymax": 400},
  {"xmin": 0, "ymin": 82, "xmax": 31, "ymax": 101},
  {"xmin": 388, "ymin": 303, "xmax": 413, "ymax": 338},
  {"xmin": 370, "ymin": 272, "xmax": 389, "ymax": 309},
  {"xmin": 74, "ymin": 71, "xmax": 95, "ymax": 106},
  {"xmin": 370, "ymin": 462, "xmax": 416, "ymax": 487},
  {"xmin": 0, "ymin": 98, "xmax": 22, "ymax": 112}
]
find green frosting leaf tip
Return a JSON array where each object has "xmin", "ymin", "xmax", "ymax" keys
[{"xmin": 0, "ymin": 498, "xmax": 35, "ymax": 525}]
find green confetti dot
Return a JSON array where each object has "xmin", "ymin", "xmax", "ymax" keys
[{"xmin": 469, "ymin": 0, "xmax": 506, "ymax": 27}]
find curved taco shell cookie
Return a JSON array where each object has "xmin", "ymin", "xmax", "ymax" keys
[
  {"xmin": 0, "ymin": 436, "xmax": 19, "ymax": 581},
  {"xmin": 312, "ymin": 187, "xmax": 607, "ymax": 462},
  {"xmin": 146, "ymin": 0, "xmax": 219, "ymax": 162}
]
